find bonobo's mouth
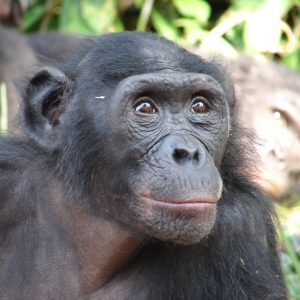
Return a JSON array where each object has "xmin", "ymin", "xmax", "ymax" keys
[
  {"xmin": 135, "ymin": 194, "xmax": 218, "ymax": 244},
  {"xmin": 139, "ymin": 195, "xmax": 218, "ymax": 206}
]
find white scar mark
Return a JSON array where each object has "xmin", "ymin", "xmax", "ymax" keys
[{"xmin": 95, "ymin": 96, "xmax": 105, "ymax": 100}]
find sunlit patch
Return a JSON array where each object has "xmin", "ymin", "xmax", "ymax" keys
[
  {"xmin": 273, "ymin": 111, "xmax": 281, "ymax": 120},
  {"xmin": 95, "ymin": 96, "xmax": 105, "ymax": 100}
]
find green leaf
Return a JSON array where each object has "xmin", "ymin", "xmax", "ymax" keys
[
  {"xmin": 282, "ymin": 49, "xmax": 300, "ymax": 71},
  {"xmin": 59, "ymin": 0, "xmax": 119, "ymax": 34},
  {"xmin": 174, "ymin": 18, "xmax": 206, "ymax": 44},
  {"xmin": 151, "ymin": 9, "xmax": 179, "ymax": 41},
  {"xmin": 173, "ymin": 0, "xmax": 211, "ymax": 25},
  {"xmin": 134, "ymin": 0, "xmax": 144, "ymax": 8},
  {"xmin": 21, "ymin": 4, "xmax": 46, "ymax": 31}
]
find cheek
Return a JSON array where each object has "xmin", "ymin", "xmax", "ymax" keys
[{"xmin": 205, "ymin": 130, "xmax": 229, "ymax": 167}]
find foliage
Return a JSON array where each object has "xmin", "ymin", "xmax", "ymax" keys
[
  {"xmin": 277, "ymin": 195, "xmax": 300, "ymax": 300},
  {"xmin": 22, "ymin": 0, "xmax": 123, "ymax": 32},
  {"xmin": 22, "ymin": 0, "xmax": 300, "ymax": 70}
]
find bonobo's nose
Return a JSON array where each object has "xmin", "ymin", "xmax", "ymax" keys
[
  {"xmin": 164, "ymin": 135, "xmax": 201, "ymax": 166},
  {"xmin": 173, "ymin": 147, "xmax": 199, "ymax": 164}
]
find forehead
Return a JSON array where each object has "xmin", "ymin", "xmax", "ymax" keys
[
  {"xmin": 79, "ymin": 35, "xmax": 207, "ymax": 78},
  {"xmin": 114, "ymin": 72, "xmax": 225, "ymax": 99},
  {"xmin": 122, "ymin": 71, "xmax": 220, "ymax": 86},
  {"xmin": 74, "ymin": 33, "xmax": 232, "ymax": 106}
]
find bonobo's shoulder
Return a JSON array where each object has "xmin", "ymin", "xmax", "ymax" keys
[
  {"xmin": 0, "ymin": 136, "xmax": 41, "ymax": 171},
  {"xmin": 0, "ymin": 136, "xmax": 46, "ymax": 228}
]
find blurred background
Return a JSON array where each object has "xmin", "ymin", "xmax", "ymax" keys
[{"xmin": 0, "ymin": 0, "xmax": 300, "ymax": 298}]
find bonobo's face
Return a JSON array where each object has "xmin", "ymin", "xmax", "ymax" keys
[
  {"xmin": 90, "ymin": 72, "xmax": 230, "ymax": 245},
  {"xmin": 21, "ymin": 33, "xmax": 231, "ymax": 246}
]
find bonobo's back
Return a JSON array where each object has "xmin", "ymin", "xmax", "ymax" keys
[{"xmin": 0, "ymin": 32, "xmax": 287, "ymax": 299}]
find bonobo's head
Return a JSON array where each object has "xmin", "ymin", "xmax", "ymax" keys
[
  {"xmin": 23, "ymin": 32, "xmax": 234, "ymax": 245},
  {"xmin": 233, "ymin": 57, "xmax": 300, "ymax": 197}
]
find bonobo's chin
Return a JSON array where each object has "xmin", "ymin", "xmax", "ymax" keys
[{"xmin": 135, "ymin": 196, "xmax": 218, "ymax": 245}]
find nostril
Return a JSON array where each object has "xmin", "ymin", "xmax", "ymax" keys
[
  {"xmin": 173, "ymin": 148, "xmax": 200, "ymax": 164},
  {"xmin": 193, "ymin": 151, "xmax": 199, "ymax": 162},
  {"xmin": 173, "ymin": 148, "xmax": 189, "ymax": 161}
]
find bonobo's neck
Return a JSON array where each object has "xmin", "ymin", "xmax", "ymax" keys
[
  {"xmin": 69, "ymin": 208, "xmax": 141, "ymax": 292},
  {"xmin": 51, "ymin": 185, "xmax": 142, "ymax": 293}
]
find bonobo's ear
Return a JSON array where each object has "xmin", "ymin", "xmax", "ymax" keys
[{"xmin": 23, "ymin": 67, "xmax": 73, "ymax": 149}]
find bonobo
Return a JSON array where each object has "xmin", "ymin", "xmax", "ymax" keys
[
  {"xmin": 0, "ymin": 32, "xmax": 287, "ymax": 299},
  {"xmin": 232, "ymin": 56, "xmax": 300, "ymax": 197}
]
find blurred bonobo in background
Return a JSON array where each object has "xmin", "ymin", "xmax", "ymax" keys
[{"xmin": 232, "ymin": 57, "xmax": 300, "ymax": 197}]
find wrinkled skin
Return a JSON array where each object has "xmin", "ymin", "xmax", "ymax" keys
[
  {"xmin": 0, "ymin": 32, "xmax": 286, "ymax": 299},
  {"xmin": 46, "ymin": 56, "xmax": 230, "ymax": 245},
  {"xmin": 77, "ymin": 72, "xmax": 229, "ymax": 244}
]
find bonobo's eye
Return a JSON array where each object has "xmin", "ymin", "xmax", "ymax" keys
[
  {"xmin": 190, "ymin": 96, "xmax": 210, "ymax": 114},
  {"xmin": 132, "ymin": 97, "xmax": 158, "ymax": 114}
]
